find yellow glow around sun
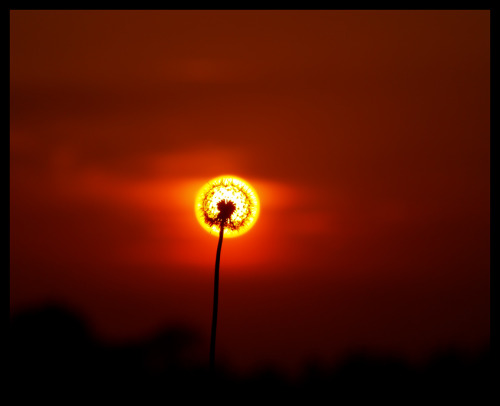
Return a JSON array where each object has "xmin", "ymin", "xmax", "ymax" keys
[{"xmin": 195, "ymin": 175, "xmax": 259, "ymax": 238}]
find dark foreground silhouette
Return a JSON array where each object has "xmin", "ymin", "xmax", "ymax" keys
[{"xmin": 10, "ymin": 305, "xmax": 492, "ymax": 403}]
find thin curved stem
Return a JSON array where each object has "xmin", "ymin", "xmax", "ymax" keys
[{"xmin": 209, "ymin": 222, "xmax": 224, "ymax": 373}]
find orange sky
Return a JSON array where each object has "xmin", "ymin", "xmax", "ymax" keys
[{"xmin": 10, "ymin": 10, "xmax": 490, "ymax": 375}]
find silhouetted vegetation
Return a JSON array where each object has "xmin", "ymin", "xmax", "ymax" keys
[{"xmin": 10, "ymin": 305, "xmax": 492, "ymax": 403}]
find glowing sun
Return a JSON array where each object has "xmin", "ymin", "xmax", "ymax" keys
[{"xmin": 195, "ymin": 175, "xmax": 259, "ymax": 238}]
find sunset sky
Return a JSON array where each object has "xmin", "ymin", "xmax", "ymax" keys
[{"xmin": 10, "ymin": 10, "xmax": 490, "ymax": 376}]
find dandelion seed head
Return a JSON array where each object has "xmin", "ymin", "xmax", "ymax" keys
[{"xmin": 195, "ymin": 175, "xmax": 259, "ymax": 238}]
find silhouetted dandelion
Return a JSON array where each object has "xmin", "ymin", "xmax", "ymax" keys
[
  {"xmin": 195, "ymin": 175, "xmax": 259, "ymax": 373},
  {"xmin": 196, "ymin": 176, "xmax": 259, "ymax": 238}
]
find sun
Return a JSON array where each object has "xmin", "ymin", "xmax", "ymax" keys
[{"xmin": 195, "ymin": 175, "xmax": 259, "ymax": 238}]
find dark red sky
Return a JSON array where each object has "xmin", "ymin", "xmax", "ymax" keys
[{"xmin": 10, "ymin": 10, "xmax": 490, "ymax": 376}]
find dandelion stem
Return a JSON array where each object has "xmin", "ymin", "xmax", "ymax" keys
[{"xmin": 209, "ymin": 222, "xmax": 224, "ymax": 373}]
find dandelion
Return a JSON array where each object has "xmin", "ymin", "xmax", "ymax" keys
[
  {"xmin": 195, "ymin": 175, "xmax": 259, "ymax": 372},
  {"xmin": 195, "ymin": 176, "xmax": 259, "ymax": 238}
]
